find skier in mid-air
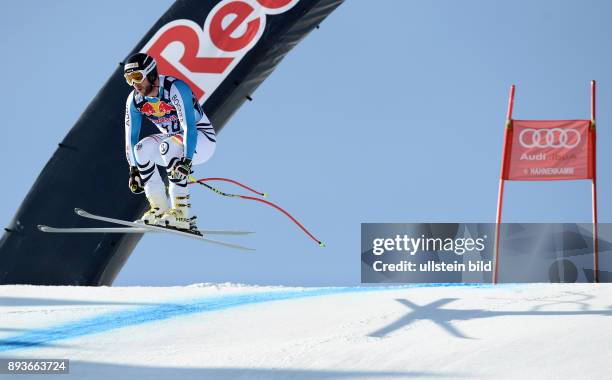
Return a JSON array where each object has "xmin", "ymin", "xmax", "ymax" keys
[
  {"xmin": 37, "ymin": 51, "xmax": 316, "ymax": 249},
  {"xmin": 123, "ymin": 53, "xmax": 216, "ymax": 232}
]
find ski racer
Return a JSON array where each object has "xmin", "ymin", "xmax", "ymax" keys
[{"xmin": 123, "ymin": 53, "xmax": 216, "ymax": 232}]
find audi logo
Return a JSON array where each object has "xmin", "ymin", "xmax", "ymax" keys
[{"xmin": 518, "ymin": 128, "xmax": 581, "ymax": 149}]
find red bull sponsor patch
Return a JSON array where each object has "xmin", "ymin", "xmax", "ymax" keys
[{"xmin": 139, "ymin": 99, "xmax": 175, "ymax": 117}]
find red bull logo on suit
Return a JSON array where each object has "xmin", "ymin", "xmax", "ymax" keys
[{"xmin": 139, "ymin": 100, "xmax": 176, "ymax": 117}]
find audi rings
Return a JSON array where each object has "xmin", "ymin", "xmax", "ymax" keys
[{"xmin": 518, "ymin": 128, "xmax": 581, "ymax": 148}]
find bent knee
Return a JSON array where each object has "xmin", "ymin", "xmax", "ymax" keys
[
  {"xmin": 160, "ymin": 137, "xmax": 184, "ymax": 162},
  {"xmin": 134, "ymin": 136, "xmax": 162, "ymax": 164}
]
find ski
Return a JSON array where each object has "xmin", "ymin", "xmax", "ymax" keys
[
  {"xmin": 72, "ymin": 208, "xmax": 255, "ymax": 251},
  {"xmin": 38, "ymin": 225, "xmax": 253, "ymax": 236},
  {"xmin": 38, "ymin": 225, "xmax": 151, "ymax": 234},
  {"xmin": 72, "ymin": 209, "xmax": 253, "ymax": 235}
]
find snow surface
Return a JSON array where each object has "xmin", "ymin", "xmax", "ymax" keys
[{"xmin": 0, "ymin": 283, "xmax": 610, "ymax": 379}]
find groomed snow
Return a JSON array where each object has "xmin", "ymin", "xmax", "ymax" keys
[{"xmin": 0, "ymin": 283, "xmax": 610, "ymax": 379}]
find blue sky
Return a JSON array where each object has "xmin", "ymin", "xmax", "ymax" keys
[{"xmin": 1, "ymin": 0, "xmax": 612, "ymax": 286}]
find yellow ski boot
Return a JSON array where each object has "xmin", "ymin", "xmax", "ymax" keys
[
  {"xmin": 136, "ymin": 194, "xmax": 169, "ymax": 225},
  {"xmin": 158, "ymin": 195, "xmax": 197, "ymax": 233}
]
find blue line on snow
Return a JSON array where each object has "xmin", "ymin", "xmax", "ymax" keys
[{"xmin": 0, "ymin": 283, "xmax": 497, "ymax": 353}]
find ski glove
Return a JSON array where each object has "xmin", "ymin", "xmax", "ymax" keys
[
  {"xmin": 128, "ymin": 166, "xmax": 144, "ymax": 194},
  {"xmin": 170, "ymin": 158, "xmax": 192, "ymax": 181}
]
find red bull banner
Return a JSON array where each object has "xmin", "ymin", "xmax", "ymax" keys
[
  {"xmin": 142, "ymin": 0, "xmax": 301, "ymax": 103},
  {"xmin": 502, "ymin": 119, "xmax": 595, "ymax": 181}
]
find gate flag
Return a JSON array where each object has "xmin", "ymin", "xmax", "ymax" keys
[
  {"xmin": 494, "ymin": 82, "xmax": 599, "ymax": 284},
  {"xmin": 503, "ymin": 120, "xmax": 595, "ymax": 181}
]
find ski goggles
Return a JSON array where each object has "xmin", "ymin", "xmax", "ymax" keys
[
  {"xmin": 124, "ymin": 70, "xmax": 147, "ymax": 86},
  {"xmin": 124, "ymin": 59, "xmax": 156, "ymax": 86}
]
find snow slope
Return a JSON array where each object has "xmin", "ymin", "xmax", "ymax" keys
[{"xmin": 0, "ymin": 283, "xmax": 610, "ymax": 379}]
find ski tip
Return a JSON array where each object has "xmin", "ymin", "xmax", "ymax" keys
[
  {"xmin": 262, "ymin": 192, "xmax": 269, "ymax": 198},
  {"xmin": 318, "ymin": 241, "xmax": 326, "ymax": 248},
  {"xmin": 74, "ymin": 208, "xmax": 84, "ymax": 215},
  {"xmin": 37, "ymin": 225, "xmax": 48, "ymax": 232}
]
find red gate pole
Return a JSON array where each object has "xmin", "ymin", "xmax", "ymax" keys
[
  {"xmin": 591, "ymin": 80, "xmax": 599, "ymax": 283},
  {"xmin": 493, "ymin": 84, "xmax": 515, "ymax": 284}
]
